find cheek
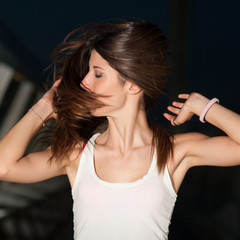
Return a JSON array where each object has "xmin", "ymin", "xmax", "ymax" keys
[
  {"xmin": 94, "ymin": 79, "xmax": 123, "ymax": 95},
  {"xmin": 96, "ymin": 86, "xmax": 127, "ymax": 110},
  {"xmin": 90, "ymin": 90, "xmax": 127, "ymax": 117}
]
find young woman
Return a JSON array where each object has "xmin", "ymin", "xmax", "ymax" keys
[{"xmin": 0, "ymin": 20, "xmax": 240, "ymax": 240}]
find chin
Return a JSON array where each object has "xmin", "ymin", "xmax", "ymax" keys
[
  {"xmin": 90, "ymin": 105, "xmax": 117, "ymax": 118},
  {"xmin": 89, "ymin": 109, "xmax": 107, "ymax": 117}
]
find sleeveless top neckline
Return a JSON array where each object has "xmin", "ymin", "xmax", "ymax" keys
[
  {"xmin": 72, "ymin": 133, "xmax": 176, "ymax": 194},
  {"xmin": 89, "ymin": 133, "xmax": 158, "ymax": 188},
  {"xmin": 71, "ymin": 133, "xmax": 177, "ymax": 240}
]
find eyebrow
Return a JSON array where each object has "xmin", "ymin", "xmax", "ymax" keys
[{"xmin": 93, "ymin": 66, "xmax": 104, "ymax": 70}]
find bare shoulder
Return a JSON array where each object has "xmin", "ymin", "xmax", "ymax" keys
[
  {"xmin": 174, "ymin": 132, "xmax": 208, "ymax": 144},
  {"xmin": 169, "ymin": 132, "xmax": 209, "ymax": 174},
  {"xmin": 46, "ymin": 144, "xmax": 81, "ymax": 170},
  {"xmin": 174, "ymin": 131, "xmax": 207, "ymax": 152}
]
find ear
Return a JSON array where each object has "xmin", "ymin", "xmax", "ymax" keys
[{"xmin": 127, "ymin": 82, "xmax": 142, "ymax": 95}]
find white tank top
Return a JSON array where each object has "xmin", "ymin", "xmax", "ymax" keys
[{"xmin": 72, "ymin": 133, "xmax": 177, "ymax": 240}]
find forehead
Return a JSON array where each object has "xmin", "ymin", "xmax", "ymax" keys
[
  {"xmin": 89, "ymin": 50, "xmax": 109, "ymax": 67},
  {"xmin": 89, "ymin": 49, "xmax": 123, "ymax": 83}
]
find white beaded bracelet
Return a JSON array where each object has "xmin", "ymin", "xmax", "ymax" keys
[{"xmin": 199, "ymin": 98, "xmax": 219, "ymax": 123}]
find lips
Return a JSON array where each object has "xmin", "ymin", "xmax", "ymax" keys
[{"xmin": 80, "ymin": 82, "xmax": 88, "ymax": 91}]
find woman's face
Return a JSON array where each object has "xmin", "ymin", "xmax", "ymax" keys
[{"xmin": 81, "ymin": 50, "xmax": 131, "ymax": 117}]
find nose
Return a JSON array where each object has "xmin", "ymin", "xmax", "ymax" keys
[{"xmin": 81, "ymin": 73, "xmax": 91, "ymax": 91}]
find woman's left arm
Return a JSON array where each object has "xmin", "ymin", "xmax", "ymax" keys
[{"xmin": 164, "ymin": 92, "xmax": 240, "ymax": 167}]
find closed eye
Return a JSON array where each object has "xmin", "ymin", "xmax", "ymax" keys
[{"xmin": 95, "ymin": 73, "xmax": 103, "ymax": 78}]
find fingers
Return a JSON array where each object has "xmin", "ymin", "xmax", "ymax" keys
[
  {"xmin": 171, "ymin": 94, "xmax": 189, "ymax": 108},
  {"xmin": 172, "ymin": 101, "xmax": 184, "ymax": 108},
  {"xmin": 174, "ymin": 94, "xmax": 189, "ymax": 107},
  {"xmin": 168, "ymin": 99, "xmax": 185, "ymax": 115},
  {"xmin": 178, "ymin": 93, "xmax": 189, "ymax": 99},
  {"xmin": 41, "ymin": 79, "xmax": 62, "ymax": 103},
  {"xmin": 167, "ymin": 106, "xmax": 181, "ymax": 115},
  {"xmin": 163, "ymin": 113, "xmax": 178, "ymax": 126},
  {"xmin": 52, "ymin": 79, "xmax": 62, "ymax": 88},
  {"xmin": 164, "ymin": 93, "xmax": 191, "ymax": 126}
]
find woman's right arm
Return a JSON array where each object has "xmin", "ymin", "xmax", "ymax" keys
[{"xmin": 0, "ymin": 80, "xmax": 66, "ymax": 183}]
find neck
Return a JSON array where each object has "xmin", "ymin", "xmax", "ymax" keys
[{"xmin": 98, "ymin": 108, "xmax": 153, "ymax": 156}]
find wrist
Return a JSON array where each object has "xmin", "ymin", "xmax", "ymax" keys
[
  {"xmin": 199, "ymin": 98, "xmax": 219, "ymax": 123},
  {"xmin": 187, "ymin": 93, "xmax": 210, "ymax": 117},
  {"xmin": 31, "ymin": 99, "xmax": 53, "ymax": 122}
]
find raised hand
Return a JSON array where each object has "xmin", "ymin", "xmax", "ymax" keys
[
  {"xmin": 39, "ymin": 79, "xmax": 61, "ymax": 119},
  {"xmin": 41, "ymin": 79, "xmax": 61, "ymax": 104},
  {"xmin": 163, "ymin": 93, "xmax": 196, "ymax": 126}
]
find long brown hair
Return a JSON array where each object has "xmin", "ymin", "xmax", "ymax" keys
[{"xmin": 50, "ymin": 20, "xmax": 173, "ymax": 173}]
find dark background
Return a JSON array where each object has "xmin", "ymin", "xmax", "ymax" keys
[{"xmin": 0, "ymin": 0, "xmax": 240, "ymax": 239}]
